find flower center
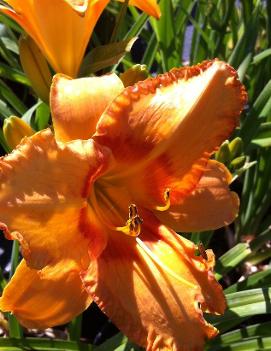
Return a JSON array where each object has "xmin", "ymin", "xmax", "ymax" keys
[
  {"xmin": 90, "ymin": 183, "xmax": 196, "ymax": 289},
  {"xmin": 89, "ymin": 180, "xmax": 141, "ymax": 235}
]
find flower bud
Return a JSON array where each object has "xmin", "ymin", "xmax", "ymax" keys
[
  {"xmin": 229, "ymin": 137, "xmax": 244, "ymax": 159},
  {"xmin": 230, "ymin": 156, "xmax": 246, "ymax": 170},
  {"xmin": 3, "ymin": 116, "xmax": 34, "ymax": 150},
  {"xmin": 19, "ymin": 35, "xmax": 52, "ymax": 103},
  {"xmin": 120, "ymin": 64, "xmax": 149, "ymax": 87},
  {"xmin": 215, "ymin": 140, "xmax": 231, "ymax": 164}
]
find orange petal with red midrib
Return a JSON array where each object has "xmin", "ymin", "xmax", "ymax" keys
[
  {"xmin": 82, "ymin": 210, "xmax": 226, "ymax": 351},
  {"xmin": 95, "ymin": 60, "xmax": 247, "ymax": 209},
  {"xmin": 155, "ymin": 160, "xmax": 240, "ymax": 232}
]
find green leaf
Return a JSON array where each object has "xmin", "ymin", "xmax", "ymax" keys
[
  {"xmin": 123, "ymin": 12, "xmax": 148, "ymax": 39},
  {"xmin": 231, "ymin": 160, "xmax": 257, "ymax": 183},
  {"xmin": 251, "ymin": 121, "xmax": 271, "ymax": 147},
  {"xmin": 109, "ymin": 0, "xmax": 129, "ymax": 43},
  {"xmin": 225, "ymin": 268, "xmax": 271, "ymax": 294},
  {"xmin": 93, "ymin": 334, "xmax": 127, "ymax": 351},
  {"xmin": 0, "ymin": 14, "xmax": 23, "ymax": 33},
  {"xmin": 35, "ymin": 102, "xmax": 50, "ymax": 130},
  {"xmin": 8, "ymin": 241, "xmax": 22, "ymax": 338},
  {"xmin": 189, "ymin": 2, "xmax": 215, "ymax": 63},
  {"xmin": 0, "ymin": 79, "xmax": 27, "ymax": 115},
  {"xmin": 7, "ymin": 315, "xmax": 22, "ymax": 340},
  {"xmin": 0, "ymin": 127, "xmax": 11, "ymax": 153},
  {"xmin": 79, "ymin": 38, "xmax": 137, "ymax": 75},
  {"xmin": 0, "ymin": 37, "xmax": 19, "ymax": 68},
  {"xmin": 0, "ymin": 266, "xmax": 6, "ymax": 292},
  {"xmin": 68, "ymin": 315, "xmax": 82, "ymax": 342},
  {"xmin": 141, "ymin": 32, "xmax": 158, "ymax": 69},
  {"xmin": 209, "ymin": 337, "xmax": 271, "ymax": 350},
  {"xmin": 211, "ymin": 321, "xmax": 271, "ymax": 346},
  {"xmin": 0, "ymin": 37, "xmax": 19, "ymax": 55},
  {"xmin": 0, "ymin": 338, "xmax": 92, "ymax": 351},
  {"xmin": 253, "ymin": 80, "xmax": 271, "ymax": 116},
  {"xmin": 0, "ymin": 62, "xmax": 30, "ymax": 86},
  {"xmin": 93, "ymin": 333, "xmax": 142, "ymax": 351},
  {"xmin": 247, "ymin": 249, "xmax": 271, "ymax": 266},
  {"xmin": 237, "ymin": 53, "xmax": 252, "ymax": 82},
  {"xmin": 251, "ymin": 137, "xmax": 271, "ymax": 148},
  {"xmin": 228, "ymin": 6, "xmax": 259, "ymax": 68},
  {"xmin": 208, "ymin": 288, "xmax": 271, "ymax": 332},
  {"xmin": 215, "ymin": 243, "xmax": 252, "ymax": 280},
  {"xmin": 250, "ymin": 227, "xmax": 271, "ymax": 251},
  {"xmin": 9, "ymin": 240, "xmax": 20, "ymax": 279},
  {"xmin": 22, "ymin": 100, "xmax": 42, "ymax": 128},
  {"xmin": 0, "ymin": 98, "xmax": 13, "ymax": 119},
  {"xmin": 253, "ymin": 48, "xmax": 271, "ymax": 65},
  {"xmin": 150, "ymin": 0, "xmax": 179, "ymax": 71},
  {"xmin": 190, "ymin": 230, "xmax": 213, "ymax": 247}
]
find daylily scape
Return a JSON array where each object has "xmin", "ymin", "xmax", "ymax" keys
[
  {"xmin": 0, "ymin": 0, "xmax": 161, "ymax": 77},
  {"xmin": 0, "ymin": 60, "xmax": 247, "ymax": 351}
]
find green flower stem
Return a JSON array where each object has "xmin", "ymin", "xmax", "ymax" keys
[{"xmin": 8, "ymin": 241, "xmax": 22, "ymax": 338}]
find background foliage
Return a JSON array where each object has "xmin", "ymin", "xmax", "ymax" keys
[{"xmin": 0, "ymin": 0, "xmax": 271, "ymax": 350}]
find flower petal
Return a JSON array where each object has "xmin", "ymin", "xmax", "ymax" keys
[
  {"xmin": 0, "ymin": 5, "xmax": 38, "ymax": 43},
  {"xmin": 155, "ymin": 160, "xmax": 239, "ymax": 232},
  {"xmin": 50, "ymin": 73, "xmax": 124, "ymax": 142},
  {"xmin": 0, "ymin": 259, "xmax": 91, "ymax": 328},
  {"xmin": 95, "ymin": 60, "xmax": 247, "ymax": 208},
  {"xmin": 82, "ymin": 211, "xmax": 226, "ymax": 351},
  {"xmin": 0, "ymin": 129, "xmax": 111, "ymax": 270},
  {"xmin": 128, "ymin": 0, "xmax": 160, "ymax": 18},
  {"xmin": 0, "ymin": 0, "xmax": 110, "ymax": 77}
]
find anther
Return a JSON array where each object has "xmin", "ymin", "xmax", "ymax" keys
[
  {"xmin": 129, "ymin": 203, "xmax": 138, "ymax": 219},
  {"xmin": 155, "ymin": 188, "xmax": 171, "ymax": 211},
  {"xmin": 116, "ymin": 204, "xmax": 143, "ymax": 237},
  {"xmin": 198, "ymin": 242, "xmax": 208, "ymax": 260}
]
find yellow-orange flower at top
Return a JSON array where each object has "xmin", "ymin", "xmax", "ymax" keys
[
  {"xmin": 0, "ymin": 60, "xmax": 247, "ymax": 351},
  {"xmin": 0, "ymin": 0, "xmax": 160, "ymax": 77}
]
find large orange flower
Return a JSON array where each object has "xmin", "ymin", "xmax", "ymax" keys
[
  {"xmin": 0, "ymin": 60, "xmax": 247, "ymax": 351},
  {"xmin": 0, "ymin": 0, "xmax": 160, "ymax": 77}
]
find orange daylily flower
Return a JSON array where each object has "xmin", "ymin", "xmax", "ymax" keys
[
  {"xmin": 0, "ymin": 0, "xmax": 160, "ymax": 77},
  {"xmin": 0, "ymin": 60, "xmax": 247, "ymax": 351}
]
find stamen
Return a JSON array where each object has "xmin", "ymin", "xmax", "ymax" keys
[
  {"xmin": 116, "ymin": 204, "xmax": 143, "ymax": 237},
  {"xmin": 155, "ymin": 188, "xmax": 171, "ymax": 211},
  {"xmin": 129, "ymin": 203, "xmax": 138, "ymax": 218},
  {"xmin": 136, "ymin": 237, "xmax": 196, "ymax": 289},
  {"xmin": 198, "ymin": 242, "xmax": 208, "ymax": 260}
]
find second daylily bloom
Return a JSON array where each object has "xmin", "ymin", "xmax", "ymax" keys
[
  {"xmin": 0, "ymin": 0, "xmax": 161, "ymax": 77},
  {"xmin": 3, "ymin": 116, "xmax": 34, "ymax": 150},
  {"xmin": 0, "ymin": 60, "xmax": 247, "ymax": 351}
]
